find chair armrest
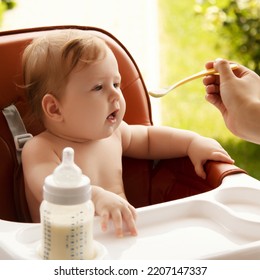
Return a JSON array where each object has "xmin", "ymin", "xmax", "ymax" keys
[
  {"xmin": 123, "ymin": 157, "xmax": 247, "ymax": 207},
  {"xmin": 205, "ymin": 161, "xmax": 247, "ymax": 189}
]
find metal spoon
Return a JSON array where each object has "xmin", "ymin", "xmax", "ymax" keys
[{"xmin": 149, "ymin": 63, "xmax": 238, "ymax": 98}]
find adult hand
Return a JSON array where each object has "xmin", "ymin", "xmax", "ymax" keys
[{"xmin": 203, "ymin": 59, "xmax": 260, "ymax": 144}]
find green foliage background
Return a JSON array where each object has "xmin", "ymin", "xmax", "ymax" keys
[
  {"xmin": 0, "ymin": 0, "xmax": 16, "ymax": 25},
  {"xmin": 157, "ymin": 0, "xmax": 260, "ymax": 179},
  {"xmin": 195, "ymin": 0, "xmax": 260, "ymax": 74}
]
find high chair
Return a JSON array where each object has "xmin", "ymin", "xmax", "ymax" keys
[{"xmin": 0, "ymin": 25, "xmax": 245, "ymax": 223}]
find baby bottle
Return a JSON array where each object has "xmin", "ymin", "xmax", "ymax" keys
[{"xmin": 40, "ymin": 147, "xmax": 95, "ymax": 260}]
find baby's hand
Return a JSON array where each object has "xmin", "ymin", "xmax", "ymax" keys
[
  {"xmin": 187, "ymin": 136, "xmax": 234, "ymax": 179},
  {"xmin": 93, "ymin": 187, "xmax": 137, "ymax": 238}
]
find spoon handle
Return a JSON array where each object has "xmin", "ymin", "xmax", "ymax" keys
[
  {"xmin": 171, "ymin": 63, "xmax": 238, "ymax": 90},
  {"xmin": 149, "ymin": 63, "xmax": 238, "ymax": 98}
]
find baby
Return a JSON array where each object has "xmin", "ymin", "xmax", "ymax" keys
[{"xmin": 22, "ymin": 29, "xmax": 234, "ymax": 237}]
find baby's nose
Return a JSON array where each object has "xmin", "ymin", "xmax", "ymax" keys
[{"xmin": 109, "ymin": 88, "xmax": 121, "ymax": 102}]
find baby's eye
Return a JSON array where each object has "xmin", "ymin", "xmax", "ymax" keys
[
  {"xmin": 114, "ymin": 82, "xmax": 121, "ymax": 89},
  {"xmin": 92, "ymin": 84, "xmax": 102, "ymax": 91}
]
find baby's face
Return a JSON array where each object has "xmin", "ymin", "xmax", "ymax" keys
[{"xmin": 58, "ymin": 48, "xmax": 126, "ymax": 142}]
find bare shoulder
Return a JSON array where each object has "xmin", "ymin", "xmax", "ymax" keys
[
  {"xmin": 21, "ymin": 131, "xmax": 61, "ymax": 195},
  {"xmin": 23, "ymin": 131, "xmax": 51, "ymax": 154},
  {"xmin": 22, "ymin": 131, "xmax": 59, "ymax": 165}
]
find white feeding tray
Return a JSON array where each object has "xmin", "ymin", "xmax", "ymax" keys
[{"xmin": 0, "ymin": 173, "xmax": 260, "ymax": 259}]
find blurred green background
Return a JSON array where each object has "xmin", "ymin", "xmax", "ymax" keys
[
  {"xmin": 0, "ymin": 0, "xmax": 16, "ymax": 24},
  {"xmin": 157, "ymin": 0, "xmax": 260, "ymax": 179}
]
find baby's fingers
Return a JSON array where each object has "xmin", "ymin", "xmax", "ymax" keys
[
  {"xmin": 194, "ymin": 152, "xmax": 234, "ymax": 179},
  {"xmin": 100, "ymin": 209, "xmax": 124, "ymax": 237},
  {"xmin": 100, "ymin": 210, "xmax": 110, "ymax": 233},
  {"xmin": 111, "ymin": 206, "xmax": 137, "ymax": 238},
  {"xmin": 194, "ymin": 163, "xmax": 207, "ymax": 179},
  {"xmin": 111, "ymin": 209, "xmax": 124, "ymax": 238},
  {"xmin": 122, "ymin": 205, "xmax": 138, "ymax": 237},
  {"xmin": 211, "ymin": 151, "xmax": 234, "ymax": 164}
]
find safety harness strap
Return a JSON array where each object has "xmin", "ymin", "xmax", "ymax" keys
[{"xmin": 2, "ymin": 104, "xmax": 33, "ymax": 164}]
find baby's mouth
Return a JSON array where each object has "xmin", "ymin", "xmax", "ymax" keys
[{"xmin": 107, "ymin": 109, "xmax": 119, "ymax": 122}]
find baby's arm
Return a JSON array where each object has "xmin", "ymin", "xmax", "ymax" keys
[
  {"xmin": 22, "ymin": 138, "xmax": 61, "ymax": 222},
  {"xmin": 121, "ymin": 122, "xmax": 234, "ymax": 179}
]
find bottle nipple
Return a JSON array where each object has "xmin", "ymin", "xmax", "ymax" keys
[{"xmin": 53, "ymin": 147, "xmax": 82, "ymax": 187}]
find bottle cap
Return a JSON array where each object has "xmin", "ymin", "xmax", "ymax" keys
[{"xmin": 43, "ymin": 147, "xmax": 91, "ymax": 205}]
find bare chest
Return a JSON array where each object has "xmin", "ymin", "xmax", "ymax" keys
[{"xmin": 70, "ymin": 136, "xmax": 123, "ymax": 188}]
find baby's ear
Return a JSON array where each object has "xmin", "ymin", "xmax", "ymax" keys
[{"xmin": 42, "ymin": 93, "xmax": 63, "ymax": 122}]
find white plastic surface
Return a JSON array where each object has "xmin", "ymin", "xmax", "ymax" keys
[
  {"xmin": 0, "ymin": 223, "xmax": 106, "ymax": 260},
  {"xmin": 1, "ymin": 173, "xmax": 260, "ymax": 260}
]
